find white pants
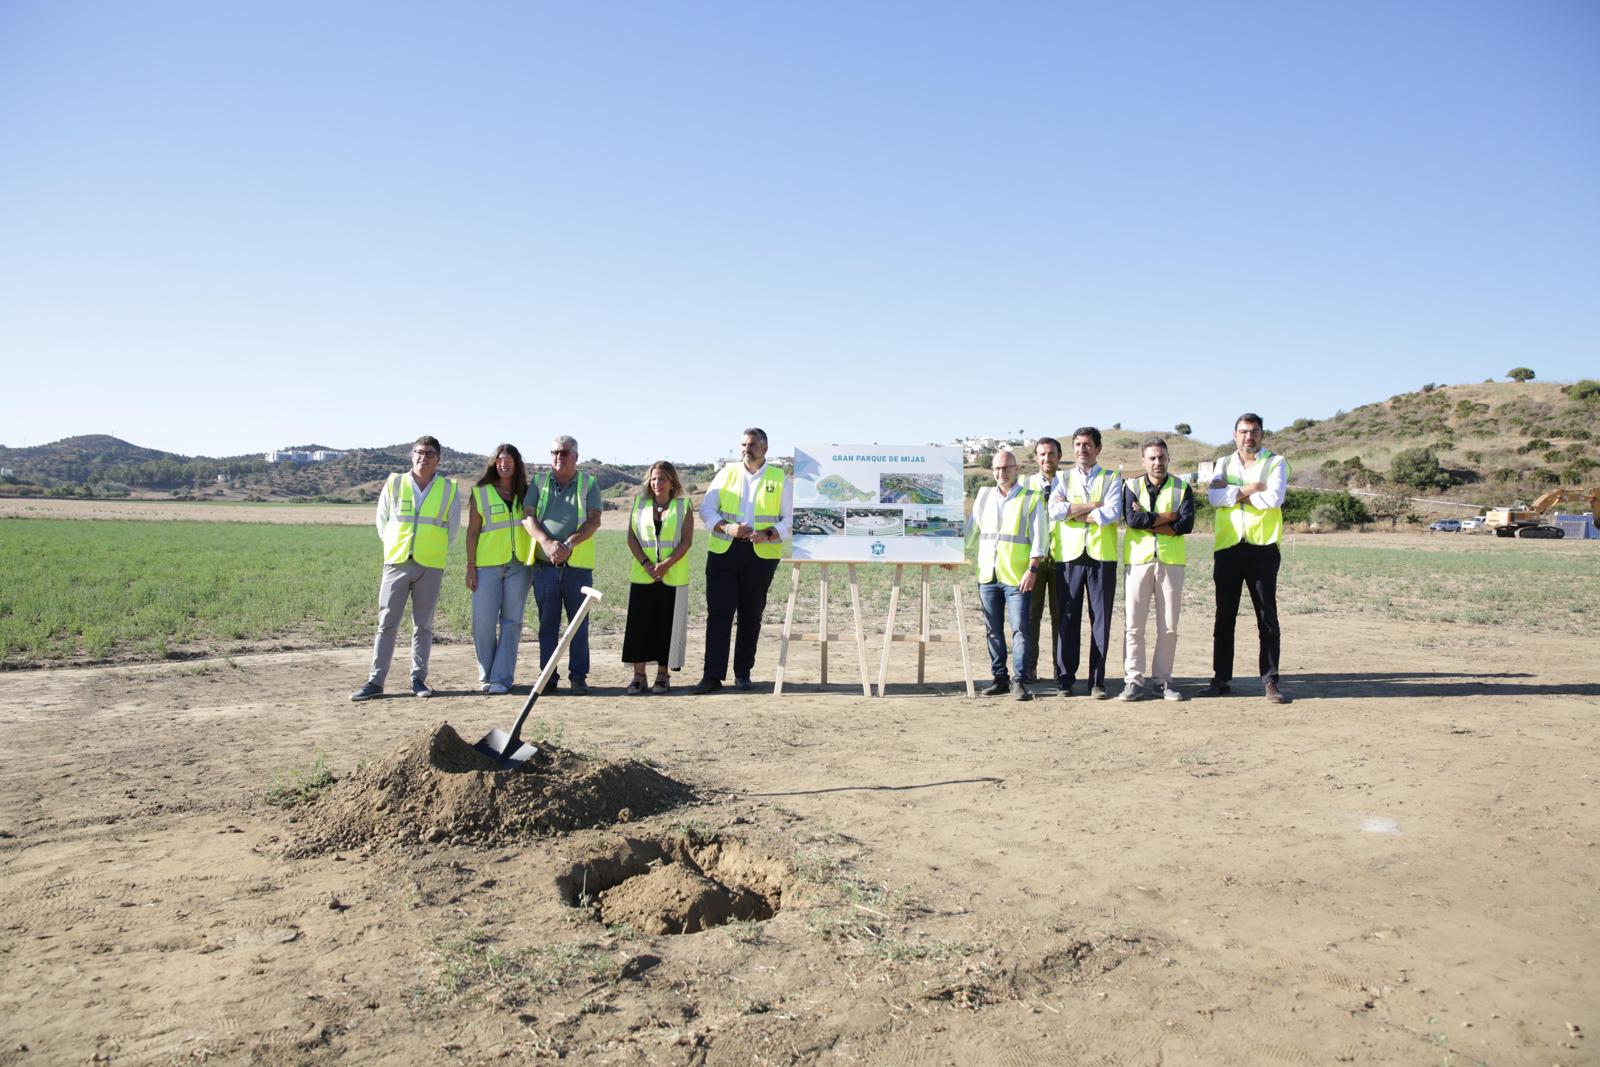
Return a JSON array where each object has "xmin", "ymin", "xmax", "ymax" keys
[{"xmin": 1124, "ymin": 561, "xmax": 1185, "ymax": 688}]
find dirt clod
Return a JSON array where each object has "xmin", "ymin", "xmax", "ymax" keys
[{"xmin": 286, "ymin": 724, "xmax": 696, "ymax": 855}]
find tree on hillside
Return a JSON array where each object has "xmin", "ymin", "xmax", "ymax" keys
[
  {"xmin": 1390, "ymin": 446, "xmax": 1453, "ymax": 492},
  {"xmin": 1507, "ymin": 367, "xmax": 1536, "ymax": 383},
  {"xmin": 1174, "ymin": 423, "xmax": 1192, "ymax": 436}
]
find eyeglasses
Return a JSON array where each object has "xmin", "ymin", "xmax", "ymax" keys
[
  {"xmin": 411, "ymin": 449, "xmax": 438, "ymax": 458},
  {"xmin": 550, "ymin": 448, "xmax": 573, "ymax": 457}
]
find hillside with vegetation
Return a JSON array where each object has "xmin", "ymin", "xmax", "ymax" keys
[{"xmin": 1259, "ymin": 378, "xmax": 1600, "ymax": 504}]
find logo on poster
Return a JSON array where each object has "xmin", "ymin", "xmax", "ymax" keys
[{"xmin": 871, "ymin": 541, "xmax": 887, "ymax": 557}]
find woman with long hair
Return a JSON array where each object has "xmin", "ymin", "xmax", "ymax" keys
[
  {"xmin": 623, "ymin": 460, "xmax": 695, "ymax": 693},
  {"xmin": 466, "ymin": 443, "xmax": 532, "ymax": 694}
]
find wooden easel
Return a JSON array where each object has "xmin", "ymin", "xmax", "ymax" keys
[
  {"xmin": 876, "ymin": 564, "xmax": 975, "ymax": 698},
  {"xmin": 773, "ymin": 561, "xmax": 873, "ymax": 696}
]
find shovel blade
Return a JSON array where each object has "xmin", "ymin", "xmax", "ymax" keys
[{"xmin": 473, "ymin": 729, "xmax": 537, "ymax": 770}]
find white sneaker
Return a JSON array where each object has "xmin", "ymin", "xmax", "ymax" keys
[
  {"xmin": 1161, "ymin": 683, "xmax": 1188, "ymax": 702},
  {"xmin": 486, "ymin": 683, "xmax": 509, "ymax": 695},
  {"xmin": 1117, "ymin": 683, "xmax": 1150, "ymax": 702},
  {"xmin": 478, "ymin": 683, "xmax": 492, "ymax": 693}
]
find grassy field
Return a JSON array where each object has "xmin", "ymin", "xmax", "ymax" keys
[{"xmin": 2, "ymin": 518, "xmax": 1595, "ymax": 666}]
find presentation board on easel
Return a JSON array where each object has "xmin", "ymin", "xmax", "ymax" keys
[{"xmin": 772, "ymin": 444, "xmax": 974, "ymax": 698}]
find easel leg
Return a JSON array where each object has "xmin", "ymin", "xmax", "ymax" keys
[
  {"xmin": 849, "ymin": 563, "xmax": 870, "ymax": 697},
  {"xmin": 953, "ymin": 579, "xmax": 975, "ymax": 698},
  {"xmin": 819, "ymin": 563, "xmax": 830, "ymax": 686},
  {"xmin": 877, "ymin": 564, "xmax": 903, "ymax": 698},
  {"xmin": 918, "ymin": 564, "xmax": 930, "ymax": 684},
  {"xmin": 774, "ymin": 561, "xmax": 800, "ymax": 696}
]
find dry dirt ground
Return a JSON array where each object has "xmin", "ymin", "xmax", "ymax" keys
[{"xmin": 2, "ymin": 600, "xmax": 1597, "ymax": 1067}]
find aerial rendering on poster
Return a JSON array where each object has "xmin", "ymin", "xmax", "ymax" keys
[
  {"xmin": 879, "ymin": 473, "xmax": 944, "ymax": 504},
  {"xmin": 792, "ymin": 445, "xmax": 965, "ymax": 562}
]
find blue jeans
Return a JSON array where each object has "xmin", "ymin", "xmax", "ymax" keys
[
  {"xmin": 471, "ymin": 561, "xmax": 532, "ymax": 687},
  {"xmin": 533, "ymin": 564, "xmax": 592, "ymax": 685},
  {"xmin": 978, "ymin": 579, "xmax": 1032, "ymax": 683}
]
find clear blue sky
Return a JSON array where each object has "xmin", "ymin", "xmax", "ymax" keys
[{"xmin": 2, "ymin": 1, "xmax": 1596, "ymax": 463}]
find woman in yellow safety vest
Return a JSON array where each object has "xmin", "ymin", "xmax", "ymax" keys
[
  {"xmin": 623, "ymin": 460, "xmax": 695, "ymax": 694},
  {"xmin": 465, "ymin": 443, "xmax": 532, "ymax": 694}
]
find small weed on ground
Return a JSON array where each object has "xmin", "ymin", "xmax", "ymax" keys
[{"xmin": 263, "ymin": 751, "xmax": 335, "ymax": 808}]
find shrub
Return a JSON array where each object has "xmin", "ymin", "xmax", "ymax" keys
[
  {"xmin": 1517, "ymin": 438, "xmax": 1551, "ymax": 455},
  {"xmin": 1564, "ymin": 379, "xmax": 1600, "ymax": 403},
  {"xmin": 1526, "ymin": 467, "xmax": 1558, "ymax": 486},
  {"xmin": 1507, "ymin": 367, "xmax": 1536, "ymax": 383},
  {"xmin": 1564, "ymin": 458, "xmax": 1599, "ymax": 484},
  {"xmin": 1390, "ymin": 447, "xmax": 1453, "ymax": 492},
  {"xmin": 1174, "ymin": 423, "xmax": 1192, "ymax": 436}
]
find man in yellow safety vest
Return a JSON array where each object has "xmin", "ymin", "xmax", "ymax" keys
[
  {"xmin": 1021, "ymin": 436, "xmax": 1064, "ymax": 685},
  {"xmin": 1119, "ymin": 437, "xmax": 1195, "ymax": 702},
  {"xmin": 351, "ymin": 435, "xmax": 462, "ymax": 701},
  {"xmin": 1204, "ymin": 413, "xmax": 1291, "ymax": 704},
  {"xmin": 972, "ymin": 448, "xmax": 1049, "ymax": 700},
  {"xmin": 522, "ymin": 434, "xmax": 603, "ymax": 695},
  {"xmin": 693, "ymin": 427, "xmax": 792, "ymax": 693},
  {"xmin": 1047, "ymin": 427, "xmax": 1124, "ymax": 699}
]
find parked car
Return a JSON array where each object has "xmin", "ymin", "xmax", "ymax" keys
[
  {"xmin": 1460, "ymin": 517, "xmax": 1485, "ymax": 531},
  {"xmin": 1429, "ymin": 519, "xmax": 1462, "ymax": 532}
]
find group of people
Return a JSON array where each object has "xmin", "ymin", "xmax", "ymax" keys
[
  {"xmin": 349, "ymin": 428, "xmax": 791, "ymax": 701},
  {"xmin": 348, "ymin": 416, "xmax": 1288, "ymax": 704},
  {"xmin": 972, "ymin": 415, "xmax": 1289, "ymax": 703}
]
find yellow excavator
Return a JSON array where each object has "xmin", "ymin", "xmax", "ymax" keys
[{"xmin": 1485, "ymin": 487, "xmax": 1600, "ymax": 539}]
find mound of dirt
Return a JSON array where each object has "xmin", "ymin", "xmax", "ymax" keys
[{"xmin": 286, "ymin": 724, "xmax": 696, "ymax": 856}]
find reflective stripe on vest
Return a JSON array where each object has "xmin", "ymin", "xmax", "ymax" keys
[
  {"xmin": 535, "ymin": 472, "xmax": 595, "ymax": 568},
  {"xmin": 474, "ymin": 484, "xmax": 530, "ymax": 567},
  {"xmin": 706, "ymin": 463, "xmax": 787, "ymax": 560},
  {"xmin": 383, "ymin": 473, "xmax": 456, "ymax": 569},
  {"xmin": 630, "ymin": 496, "xmax": 690, "ymax": 586},
  {"xmin": 1058, "ymin": 468, "xmax": 1119, "ymax": 562},
  {"xmin": 977, "ymin": 488, "xmax": 1039, "ymax": 586},
  {"xmin": 1214, "ymin": 450, "xmax": 1289, "ymax": 550},
  {"xmin": 1123, "ymin": 476, "xmax": 1187, "ymax": 567}
]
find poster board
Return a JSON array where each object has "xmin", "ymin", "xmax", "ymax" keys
[{"xmin": 791, "ymin": 444, "xmax": 966, "ymax": 563}]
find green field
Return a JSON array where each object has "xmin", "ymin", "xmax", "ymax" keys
[{"xmin": 1, "ymin": 518, "xmax": 1594, "ymax": 666}]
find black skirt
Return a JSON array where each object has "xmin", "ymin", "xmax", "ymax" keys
[{"xmin": 621, "ymin": 581, "xmax": 676, "ymax": 664}]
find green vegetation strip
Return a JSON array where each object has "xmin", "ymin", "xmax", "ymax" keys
[
  {"xmin": 0, "ymin": 520, "xmax": 705, "ymax": 665},
  {"xmin": 2, "ymin": 517, "xmax": 1593, "ymax": 667}
]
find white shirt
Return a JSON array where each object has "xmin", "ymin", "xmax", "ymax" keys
[
  {"xmin": 1207, "ymin": 451, "xmax": 1288, "ymax": 510},
  {"xmin": 698, "ymin": 461, "xmax": 795, "ymax": 541},
  {"xmin": 375, "ymin": 472, "xmax": 463, "ymax": 545},
  {"xmin": 1047, "ymin": 465, "xmax": 1124, "ymax": 525},
  {"xmin": 971, "ymin": 482, "xmax": 1050, "ymax": 557}
]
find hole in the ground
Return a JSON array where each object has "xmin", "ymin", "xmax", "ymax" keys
[{"xmin": 556, "ymin": 833, "xmax": 793, "ymax": 935}]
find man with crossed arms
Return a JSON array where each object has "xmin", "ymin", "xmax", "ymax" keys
[
  {"xmin": 1119, "ymin": 437, "xmax": 1195, "ymax": 702},
  {"xmin": 1048, "ymin": 427, "xmax": 1123, "ymax": 699},
  {"xmin": 1205, "ymin": 413, "xmax": 1291, "ymax": 704}
]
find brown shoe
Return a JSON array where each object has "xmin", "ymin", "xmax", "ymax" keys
[{"xmin": 1264, "ymin": 681, "xmax": 1290, "ymax": 704}]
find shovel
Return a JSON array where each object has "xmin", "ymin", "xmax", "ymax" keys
[{"xmin": 474, "ymin": 584, "xmax": 603, "ymax": 770}]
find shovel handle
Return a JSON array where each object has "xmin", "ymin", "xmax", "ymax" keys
[{"xmin": 499, "ymin": 585, "xmax": 603, "ymax": 758}]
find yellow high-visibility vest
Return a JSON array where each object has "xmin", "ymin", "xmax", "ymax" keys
[
  {"xmin": 533, "ymin": 472, "xmax": 596, "ymax": 568},
  {"xmin": 473, "ymin": 484, "xmax": 531, "ymax": 567},
  {"xmin": 977, "ymin": 487, "xmax": 1041, "ymax": 586},
  {"xmin": 1123, "ymin": 476, "xmax": 1188, "ymax": 566},
  {"xmin": 630, "ymin": 495, "xmax": 691, "ymax": 586},
  {"xmin": 706, "ymin": 464, "xmax": 787, "ymax": 560},
  {"xmin": 382, "ymin": 474, "xmax": 457, "ymax": 570},
  {"xmin": 1057, "ymin": 467, "xmax": 1119, "ymax": 562},
  {"xmin": 1214, "ymin": 450, "xmax": 1289, "ymax": 549},
  {"xmin": 1023, "ymin": 472, "xmax": 1064, "ymax": 560}
]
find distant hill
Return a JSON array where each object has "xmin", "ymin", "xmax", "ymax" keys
[
  {"xmin": 1258, "ymin": 379, "xmax": 1599, "ymax": 501},
  {"xmin": 0, "ymin": 436, "xmax": 707, "ymax": 502}
]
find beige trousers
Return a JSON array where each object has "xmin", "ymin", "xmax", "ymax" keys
[{"xmin": 1124, "ymin": 561, "xmax": 1185, "ymax": 688}]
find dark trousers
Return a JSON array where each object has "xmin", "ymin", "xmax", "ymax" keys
[
  {"xmin": 703, "ymin": 541, "xmax": 779, "ymax": 682},
  {"xmin": 1212, "ymin": 542, "xmax": 1281, "ymax": 685},
  {"xmin": 1023, "ymin": 558, "xmax": 1060, "ymax": 682},
  {"xmin": 1058, "ymin": 555, "xmax": 1117, "ymax": 687}
]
